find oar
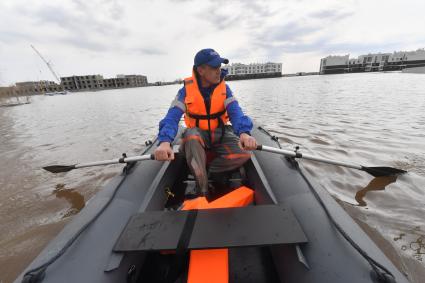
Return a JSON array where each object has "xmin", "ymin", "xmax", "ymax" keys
[
  {"xmin": 256, "ymin": 145, "xmax": 407, "ymax": 177},
  {"xmin": 43, "ymin": 153, "xmax": 155, "ymax": 173}
]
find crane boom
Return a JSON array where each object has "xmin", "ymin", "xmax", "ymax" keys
[{"xmin": 31, "ymin": 45, "xmax": 61, "ymax": 83}]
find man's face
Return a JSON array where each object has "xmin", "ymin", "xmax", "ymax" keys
[{"xmin": 197, "ymin": 64, "xmax": 221, "ymax": 85}]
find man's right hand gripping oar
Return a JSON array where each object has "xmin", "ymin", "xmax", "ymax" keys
[{"xmin": 154, "ymin": 142, "xmax": 175, "ymax": 161}]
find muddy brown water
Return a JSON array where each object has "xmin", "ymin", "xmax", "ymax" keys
[{"xmin": 1, "ymin": 72, "xmax": 424, "ymax": 282}]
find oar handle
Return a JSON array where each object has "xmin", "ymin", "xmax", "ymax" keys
[
  {"xmin": 256, "ymin": 145, "xmax": 299, "ymax": 158},
  {"xmin": 257, "ymin": 144, "xmax": 362, "ymax": 170}
]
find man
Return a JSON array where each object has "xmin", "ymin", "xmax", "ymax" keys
[{"xmin": 154, "ymin": 48, "xmax": 257, "ymax": 197}]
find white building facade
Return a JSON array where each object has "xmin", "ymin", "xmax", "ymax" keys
[
  {"xmin": 223, "ymin": 62, "xmax": 282, "ymax": 76},
  {"xmin": 320, "ymin": 48, "xmax": 425, "ymax": 74}
]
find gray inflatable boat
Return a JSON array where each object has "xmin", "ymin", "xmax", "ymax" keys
[{"xmin": 16, "ymin": 126, "xmax": 409, "ymax": 283}]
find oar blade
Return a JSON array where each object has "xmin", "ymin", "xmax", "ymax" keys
[
  {"xmin": 43, "ymin": 165, "xmax": 76, "ymax": 173},
  {"xmin": 362, "ymin": 166, "xmax": 407, "ymax": 177}
]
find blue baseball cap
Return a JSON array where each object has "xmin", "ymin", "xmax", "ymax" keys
[{"xmin": 194, "ymin": 48, "xmax": 229, "ymax": 68}]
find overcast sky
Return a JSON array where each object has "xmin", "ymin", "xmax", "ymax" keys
[{"xmin": 1, "ymin": 0, "xmax": 425, "ymax": 85}]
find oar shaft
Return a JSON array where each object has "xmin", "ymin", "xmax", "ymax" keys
[
  {"xmin": 298, "ymin": 152, "xmax": 362, "ymax": 170},
  {"xmin": 75, "ymin": 159, "xmax": 121, "ymax": 169},
  {"xmin": 259, "ymin": 145, "xmax": 362, "ymax": 170},
  {"xmin": 257, "ymin": 145, "xmax": 297, "ymax": 157},
  {"xmin": 75, "ymin": 154, "xmax": 154, "ymax": 169}
]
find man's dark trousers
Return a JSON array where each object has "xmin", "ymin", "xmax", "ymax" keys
[{"xmin": 180, "ymin": 126, "xmax": 251, "ymax": 195}]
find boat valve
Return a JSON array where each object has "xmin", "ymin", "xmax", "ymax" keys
[
  {"xmin": 165, "ymin": 187, "xmax": 175, "ymax": 199},
  {"xmin": 293, "ymin": 146, "xmax": 302, "ymax": 158}
]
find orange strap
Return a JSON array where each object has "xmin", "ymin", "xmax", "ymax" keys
[
  {"xmin": 182, "ymin": 186, "xmax": 254, "ymax": 283},
  {"xmin": 181, "ymin": 134, "xmax": 205, "ymax": 147}
]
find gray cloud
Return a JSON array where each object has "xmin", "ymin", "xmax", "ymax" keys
[
  {"xmin": 245, "ymin": 5, "xmax": 356, "ymax": 59},
  {"xmin": 193, "ymin": 1, "xmax": 353, "ymax": 61},
  {"xmin": 262, "ymin": 20, "xmax": 320, "ymax": 43},
  {"xmin": 226, "ymin": 47, "xmax": 260, "ymax": 62},
  {"xmin": 309, "ymin": 9, "xmax": 354, "ymax": 20},
  {"xmin": 134, "ymin": 47, "xmax": 167, "ymax": 55},
  {"xmin": 15, "ymin": 1, "xmax": 128, "ymax": 52},
  {"xmin": 200, "ymin": 10, "xmax": 241, "ymax": 30},
  {"xmin": 0, "ymin": 30, "xmax": 35, "ymax": 44},
  {"xmin": 33, "ymin": 6, "xmax": 76, "ymax": 30},
  {"xmin": 198, "ymin": 0, "xmax": 276, "ymax": 31},
  {"xmin": 60, "ymin": 35, "xmax": 112, "ymax": 52},
  {"xmin": 243, "ymin": 0, "xmax": 274, "ymax": 15},
  {"xmin": 73, "ymin": 0, "xmax": 126, "ymax": 21},
  {"xmin": 31, "ymin": 4, "xmax": 127, "ymax": 37},
  {"xmin": 108, "ymin": 1, "xmax": 125, "ymax": 20}
]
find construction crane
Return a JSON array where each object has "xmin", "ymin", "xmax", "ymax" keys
[{"xmin": 30, "ymin": 45, "xmax": 61, "ymax": 84}]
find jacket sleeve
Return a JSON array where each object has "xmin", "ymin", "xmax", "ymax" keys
[
  {"xmin": 224, "ymin": 84, "xmax": 253, "ymax": 136},
  {"xmin": 157, "ymin": 87, "xmax": 186, "ymax": 144}
]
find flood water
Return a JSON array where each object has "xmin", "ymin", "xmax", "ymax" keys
[{"xmin": 1, "ymin": 72, "xmax": 424, "ymax": 282}]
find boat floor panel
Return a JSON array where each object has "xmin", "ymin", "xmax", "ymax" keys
[{"xmin": 114, "ymin": 205, "xmax": 307, "ymax": 251}]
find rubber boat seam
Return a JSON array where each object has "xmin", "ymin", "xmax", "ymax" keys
[
  {"xmin": 258, "ymin": 126, "xmax": 282, "ymax": 148},
  {"xmin": 257, "ymin": 126, "xmax": 396, "ymax": 280},
  {"xmin": 250, "ymin": 154, "xmax": 279, "ymax": 204},
  {"xmin": 21, "ymin": 138, "xmax": 157, "ymax": 283}
]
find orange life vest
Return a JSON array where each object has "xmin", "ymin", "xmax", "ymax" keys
[{"xmin": 184, "ymin": 71, "xmax": 229, "ymax": 132}]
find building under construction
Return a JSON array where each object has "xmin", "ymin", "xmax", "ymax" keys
[
  {"xmin": 0, "ymin": 81, "xmax": 63, "ymax": 97},
  {"xmin": 60, "ymin": 74, "xmax": 148, "ymax": 91}
]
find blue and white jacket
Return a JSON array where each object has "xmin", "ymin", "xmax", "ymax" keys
[{"xmin": 158, "ymin": 71, "xmax": 253, "ymax": 144}]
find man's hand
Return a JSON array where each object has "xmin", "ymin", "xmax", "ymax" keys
[
  {"xmin": 154, "ymin": 142, "xmax": 175, "ymax": 161},
  {"xmin": 239, "ymin": 133, "xmax": 257, "ymax": 150}
]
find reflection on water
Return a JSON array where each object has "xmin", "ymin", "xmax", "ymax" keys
[
  {"xmin": 52, "ymin": 184, "xmax": 85, "ymax": 218},
  {"xmin": 355, "ymin": 176, "xmax": 398, "ymax": 206}
]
